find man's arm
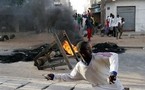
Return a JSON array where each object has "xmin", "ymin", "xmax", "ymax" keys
[
  {"xmin": 109, "ymin": 52, "xmax": 118, "ymax": 73},
  {"xmin": 109, "ymin": 52, "xmax": 119, "ymax": 84},
  {"xmin": 43, "ymin": 62, "xmax": 84, "ymax": 81}
]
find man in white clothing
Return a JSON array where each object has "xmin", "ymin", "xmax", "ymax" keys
[{"xmin": 43, "ymin": 41, "xmax": 124, "ymax": 90}]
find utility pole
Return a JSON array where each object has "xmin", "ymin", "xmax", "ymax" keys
[{"xmin": 101, "ymin": 0, "xmax": 106, "ymax": 26}]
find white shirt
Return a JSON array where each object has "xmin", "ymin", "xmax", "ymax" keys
[
  {"xmin": 54, "ymin": 52, "xmax": 124, "ymax": 90},
  {"xmin": 116, "ymin": 17, "xmax": 122, "ymax": 27},
  {"xmin": 110, "ymin": 18, "xmax": 117, "ymax": 27},
  {"xmin": 107, "ymin": 16, "xmax": 112, "ymax": 27}
]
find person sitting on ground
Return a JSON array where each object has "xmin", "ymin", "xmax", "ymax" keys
[{"xmin": 43, "ymin": 41, "xmax": 124, "ymax": 90}]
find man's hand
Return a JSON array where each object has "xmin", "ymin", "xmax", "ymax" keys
[
  {"xmin": 109, "ymin": 75, "xmax": 116, "ymax": 84},
  {"xmin": 42, "ymin": 74, "xmax": 54, "ymax": 80},
  {"xmin": 109, "ymin": 71, "xmax": 117, "ymax": 84}
]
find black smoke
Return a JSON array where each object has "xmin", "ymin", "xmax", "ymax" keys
[
  {"xmin": 0, "ymin": 0, "xmax": 82, "ymax": 43},
  {"xmin": 45, "ymin": 4, "xmax": 83, "ymax": 43}
]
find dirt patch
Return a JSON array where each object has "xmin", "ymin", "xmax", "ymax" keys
[
  {"xmin": 0, "ymin": 32, "xmax": 54, "ymax": 50},
  {"xmin": 1, "ymin": 32, "xmax": 145, "ymax": 50},
  {"xmin": 88, "ymin": 35, "xmax": 145, "ymax": 48}
]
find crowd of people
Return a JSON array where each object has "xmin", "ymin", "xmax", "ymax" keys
[
  {"xmin": 72, "ymin": 12, "xmax": 125, "ymax": 41},
  {"xmin": 73, "ymin": 11, "xmax": 95, "ymax": 41},
  {"xmin": 105, "ymin": 13, "xmax": 125, "ymax": 39}
]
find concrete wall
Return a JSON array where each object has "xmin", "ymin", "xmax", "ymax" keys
[{"xmin": 105, "ymin": 0, "xmax": 145, "ymax": 32}]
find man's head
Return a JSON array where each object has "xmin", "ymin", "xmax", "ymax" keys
[
  {"xmin": 77, "ymin": 41, "xmax": 92, "ymax": 61},
  {"xmin": 121, "ymin": 18, "xmax": 125, "ymax": 22},
  {"xmin": 117, "ymin": 15, "xmax": 119, "ymax": 18}
]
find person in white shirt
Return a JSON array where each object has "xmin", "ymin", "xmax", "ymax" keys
[
  {"xmin": 110, "ymin": 15, "xmax": 117, "ymax": 37},
  {"xmin": 116, "ymin": 15, "xmax": 122, "ymax": 39},
  {"xmin": 116, "ymin": 15, "xmax": 122, "ymax": 25},
  {"xmin": 106, "ymin": 14, "xmax": 112, "ymax": 36},
  {"xmin": 43, "ymin": 41, "xmax": 124, "ymax": 90}
]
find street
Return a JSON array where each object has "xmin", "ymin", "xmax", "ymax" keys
[
  {"xmin": 119, "ymin": 49, "xmax": 145, "ymax": 90},
  {"xmin": 0, "ymin": 49, "xmax": 145, "ymax": 90},
  {"xmin": 1, "ymin": 0, "xmax": 145, "ymax": 89},
  {"xmin": 0, "ymin": 32, "xmax": 145, "ymax": 90}
]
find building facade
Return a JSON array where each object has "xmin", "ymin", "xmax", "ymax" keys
[
  {"xmin": 89, "ymin": 0, "xmax": 101, "ymax": 25},
  {"xmin": 105, "ymin": 0, "xmax": 145, "ymax": 32}
]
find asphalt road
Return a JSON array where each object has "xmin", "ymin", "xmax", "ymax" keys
[{"xmin": 118, "ymin": 49, "xmax": 145, "ymax": 90}]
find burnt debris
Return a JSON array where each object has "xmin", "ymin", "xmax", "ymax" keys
[
  {"xmin": 92, "ymin": 42, "xmax": 126, "ymax": 54},
  {"xmin": 0, "ymin": 44, "xmax": 51, "ymax": 63},
  {"xmin": 0, "ymin": 34, "xmax": 15, "ymax": 41}
]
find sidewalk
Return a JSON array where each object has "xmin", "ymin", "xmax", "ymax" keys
[
  {"xmin": 89, "ymin": 31, "xmax": 145, "ymax": 49},
  {"xmin": 0, "ymin": 75, "xmax": 142, "ymax": 90},
  {"xmin": 0, "ymin": 76, "xmax": 91, "ymax": 90},
  {"xmin": 122, "ymin": 31, "xmax": 145, "ymax": 37}
]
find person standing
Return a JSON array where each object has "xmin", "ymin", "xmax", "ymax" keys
[
  {"xmin": 118, "ymin": 18, "xmax": 125, "ymax": 39},
  {"xmin": 77, "ymin": 14, "xmax": 83, "ymax": 29},
  {"xmin": 107, "ymin": 13, "xmax": 114, "ymax": 36},
  {"xmin": 109, "ymin": 14, "xmax": 116, "ymax": 37},
  {"xmin": 105, "ymin": 16, "xmax": 110, "ymax": 35},
  {"xmin": 85, "ymin": 16, "xmax": 93, "ymax": 41},
  {"xmin": 77, "ymin": 14, "xmax": 83, "ymax": 35},
  {"xmin": 43, "ymin": 41, "xmax": 124, "ymax": 90},
  {"xmin": 116, "ymin": 15, "xmax": 122, "ymax": 39}
]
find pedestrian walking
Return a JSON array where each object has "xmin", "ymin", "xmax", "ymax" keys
[
  {"xmin": 118, "ymin": 18, "xmax": 125, "ymax": 39},
  {"xmin": 107, "ymin": 13, "xmax": 114, "ymax": 36},
  {"xmin": 116, "ymin": 15, "xmax": 122, "ymax": 39},
  {"xmin": 85, "ymin": 16, "xmax": 93, "ymax": 41}
]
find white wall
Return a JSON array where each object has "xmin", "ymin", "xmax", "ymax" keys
[{"xmin": 105, "ymin": 0, "xmax": 145, "ymax": 32}]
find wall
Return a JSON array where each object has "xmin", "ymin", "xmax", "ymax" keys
[{"xmin": 105, "ymin": 0, "xmax": 145, "ymax": 32}]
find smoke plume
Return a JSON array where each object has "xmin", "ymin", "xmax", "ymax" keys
[{"xmin": 0, "ymin": 0, "xmax": 82, "ymax": 43}]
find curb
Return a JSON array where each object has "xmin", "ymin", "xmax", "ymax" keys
[
  {"xmin": 122, "ymin": 32, "xmax": 145, "ymax": 37},
  {"xmin": 120, "ymin": 46, "xmax": 144, "ymax": 49}
]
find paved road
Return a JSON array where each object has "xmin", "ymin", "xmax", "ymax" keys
[
  {"xmin": 0, "ymin": 76, "xmax": 91, "ymax": 90},
  {"xmin": 119, "ymin": 49, "xmax": 145, "ymax": 90},
  {"xmin": 0, "ymin": 49, "xmax": 145, "ymax": 90}
]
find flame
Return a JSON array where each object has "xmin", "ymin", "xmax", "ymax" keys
[{"xmin": 62, "ymin": 40, "xmax": 78, "ymax": 55}]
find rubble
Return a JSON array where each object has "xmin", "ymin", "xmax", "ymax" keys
[
  {"xmin": 92, "ymin": 42, "xmax": 126, "ymax": 54},
  {"xmin": 0, "ymin": 44, "xmax": 50, "ymax": 63}
]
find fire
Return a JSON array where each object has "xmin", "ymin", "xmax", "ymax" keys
[{"xmin": 62, "ymin": 40, "xmax": 78, "ymax": 55}]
